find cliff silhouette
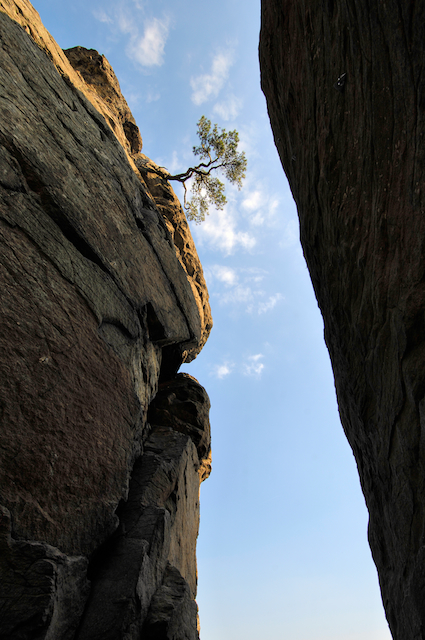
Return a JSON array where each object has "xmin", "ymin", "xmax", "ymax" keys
[{"xmin": 260, "ymin": 1, "xmax": 425, "ymax": 638}]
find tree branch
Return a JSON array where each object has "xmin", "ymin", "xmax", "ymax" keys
[{"xmin": 136, "ymin": 115, "xmax": 246, "ymax": 223}]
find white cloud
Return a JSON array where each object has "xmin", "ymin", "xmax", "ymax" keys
[
  {"xmin": 242, "ymin": 190, "xmax": 262, "ymax": 211},
  {"xmin": 213, "ymin": 94, "xmax": 242, "ymax": 121},
  {"xmin": 191, "ymin": 50, "xmax": 234, "ymax": 105},
  {"xmin": 249, "ymin": 211, "xmax": 265, "ymax": 226},
  {"xmin": 117, "ymin": 9, "xmax": 136, "ymax": 35},
  {"xmin": 206, "ymin": 265, "xmax": 282, "ymax": 316},
  {"xmin": 92, "ymin": 8, "xmax": 113, "ymax": 24},
  {"xmin": 243, "ymin": 268, "xmax": 266, "ymax": 284},
  {"xmin": 194, "ymin": 206, "xmax": 256, "ymax": 255},
  {"xmin": 128, "ymin": 17, "xmax": 170, "ymax": 66},
  {"xmin": 94, "ymin": 4, "xmax": 170, "ymax": 68},
  {"xmin": 258, "ymin": 293, "xmax": 283, "ymax": 315},
  {"xmin": 213, "ymin": 355, "xmax": 266, "ymax": 379},
  {"xmin": 209, "ymin": 265, "xmax": 238, "ymax": 287},
  {"xmin": 146, "ymin": 90, "xmax": 160, "ymax": 103},
  {"xmin": 243, "ymin": 354, "xmax": 265, "ymax": 378},
  {"xmin": 222, "ymin": 285, "xmax": 254, "ymax": 306},
  {"xmin": 241, "ymin": 186, "xmax": 281, "ymax": 228},
  {"xmin": 213, "ymin": 362, "xmax": 234, "ymax": 379}
]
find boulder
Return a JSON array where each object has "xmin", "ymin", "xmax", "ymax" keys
[{"xmin": 64, "ymin": 46, "xmax": 143, "ymax": 155}]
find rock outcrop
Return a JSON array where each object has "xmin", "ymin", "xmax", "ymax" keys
[
  {"xmin": 0, "ymin": 1, "xmax": 211, "ymax": 638},
  {"xmin": 135, "ymin": 156, "xmax": 213, "ymax": 359},
  {"xmin": 260, "ymin": 1, "xmax": 425, "ymax": 638},
  {"xmin": 64, "ymin": 46, "xmax": 143, "ymax": 156}
]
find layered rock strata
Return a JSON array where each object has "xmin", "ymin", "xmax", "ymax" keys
[
  {"xmin": 0, "ymin": 2, "xmax": 211, "ymax": 638},
  {"xmin": 260, "ymin": 1, "xmax": 425, "ymax": 638}
]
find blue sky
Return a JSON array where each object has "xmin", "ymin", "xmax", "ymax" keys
[{"xmin": 31, "ymin": 1, "xmax": 391, "ymax": 638}]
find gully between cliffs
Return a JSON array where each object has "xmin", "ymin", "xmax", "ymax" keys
[{"xmin": 260, "ymin": 1, "xmax": 425, "ymax": 638}]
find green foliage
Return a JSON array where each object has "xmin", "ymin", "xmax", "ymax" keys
[{"xmin": 167, "ymin": 116, "xmax": 247, "ymax": 223}]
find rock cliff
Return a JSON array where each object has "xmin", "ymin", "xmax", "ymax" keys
[
  {"xmin": 260, "ymin": 1, "xmax": 425, "ymax": 638},
  {"xmin": 0, "ymin": 1, "xmax": 211, "ymax": 638}
]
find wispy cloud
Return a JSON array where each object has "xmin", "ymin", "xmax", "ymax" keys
[
  {"xmin": 211, "ymin": 354, "xmax": 266, "ymax": 379},
  {"xmin": 191, "ymin": 49, "xmax": 234, "ymax": 105},
  {"xmin": 241, "ymin": 187, "xmax": 280, "ymax": 228},
  {"xmin": 146, "ymin": 90, "xmax": 160, "ymax": 103},
  {"xmin": 223, "ymin": 285, "xmax": 254, "ymax": 305},
  {"xmin": 213, "ymin": 94, "xmax": 242, "ymax": 121},
  {"xmin": 242, "ymin": 190, "xmax": 262, "ymax": 211},
  {"xmin": 213, "ymin": 362, "xmax": 234, "ymax": 379},
  {"xmin": 93, "ymin": 4, "xmax": 170, "ymax": 68},
  {"xmin": 127, "ymin": 17, "xmax": 170, "ymax": 66},
  {"xmin": 210, "ymin": 265, "xmax": 238, "ymax": 287},
  {"xmin": 116, "ymin": 8, "xmax": 135, "ymax": 35},
  {"xmin": 205, "ymin": 265, "xmax": 283, "ymax": 316},
  {"xmin": 165, "ymin": 150, "xmax": 184, "ymax": 175},
  {"xmin": 243, "ymin": 354, "xmax": 265, "ymax": 377},
  {"xmin": 92, "ymin": 8, "xmax": 113, "ymax": 24},
  {"xmin": 258, "ymin": 293, "xmax": 283, "ymax": 315},
  {"xmin": 193, "ymin": 206, "xmax": 256, "ymax": 255}
]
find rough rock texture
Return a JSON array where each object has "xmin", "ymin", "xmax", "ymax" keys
[
  {"xmin": 75, "ymin": 421, "xmax": 204, "ymax": 639},
  {"xmin": 148, "ymin": 373, "xmax": 212, "ymax": 481},
  {"xmin": 143, "ymin": 564, "xmax": 200, "ymax": 640},
  {"xmin": 0, "ymin": 0, "xmax": 137, "ymax": 163},
  {"xmin": 0, "ymin": 2, "xmax": 211, "ymax": 638},
  {"xmin": 64, "ymin": 46, "xmax": 143, "ymax": 155},
  {"xmin": 136, "ymin": 155, "xmax": 213, "ymax": 358},
  {"xmin": 260, "ymin": 1, "xmax": 425, "ymax": 638},
  {"xmin": 61, "ymin": 48, "xmax": 212, "ymax": 361}
]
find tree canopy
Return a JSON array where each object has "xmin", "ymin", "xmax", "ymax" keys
[{"xmin": 158, "ymin": 116, "xmax": 247, "ymax": 223}]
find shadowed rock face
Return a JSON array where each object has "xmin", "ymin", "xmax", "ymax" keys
[
  {"xmin": 260, "ymin": 1, "xmax": 425, "ymax": 638},
  {"xmin": 0, "ymin": 2, "xmax": 211, "ymax": 638}
]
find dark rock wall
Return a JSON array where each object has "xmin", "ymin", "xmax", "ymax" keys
[
  {"xmin": 260, "ymin": 1, "xmax": 425, "ymax": 638},
  {"xmin": 0, "ymin": 3, "xmax": 211, "ymax": 638}
]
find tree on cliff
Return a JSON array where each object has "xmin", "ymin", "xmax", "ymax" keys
[{"xmin": 154, "ymin": 116, "xmax": 247, "ymax": 223}]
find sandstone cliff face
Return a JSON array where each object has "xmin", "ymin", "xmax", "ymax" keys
[
  {"xmin": 0, "ymin": 2, "xmax": 211, "ymax": 638},
  {"xmin": 135, "ymin": 154, "xmax": 213, "ymax": 359},
  {"xmin": 260, "ymin": 1, "xmax": 425, "ymax": 638}
]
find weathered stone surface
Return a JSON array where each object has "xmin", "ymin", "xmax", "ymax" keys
[
  {"xmin": 260, "ymin": 1, "xmax": 425, "ymax": 638},
  {"xmin": 0, "ymin": 0, "xmax": 139, "ymax": 163},
  {"xmin": 0, "ymin": 2, "xmax": 212, "ymax": 638},
  {"xmin": 136, "ymin": 155, "xmax": 213, "ymax": 359},
  {"xmin": 64, "ymin": 46, "xmax": 143, "ymax": 155},
  {"xmin": 143, "ymin": 563, "xmax": 199, "ymax": 640},
  {"xmin": 0, "ymin": 212, "xmax": 141, "ymax": 554},
  {"xmin": 0, "ymin": 6, "xmax": 201, "ymax": 549},
  {"xmin": 60, "ymin": 47, "xmax": 212, "ymax": 362},
  {"xmin": 148, "ymin": 373, "xmax": 212, "ymax": 472},
  {"xmin": 0, "ymin": 506, "xmax": 90, "ymax": 640},
  {"xmin": 76, "ymin": 424, "xmax": 204, "ymax": 639}
]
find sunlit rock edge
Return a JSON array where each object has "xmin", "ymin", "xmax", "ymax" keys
[{"xmin": 0, "ymin": 1, "xmax": 211, "ymax": 637}]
